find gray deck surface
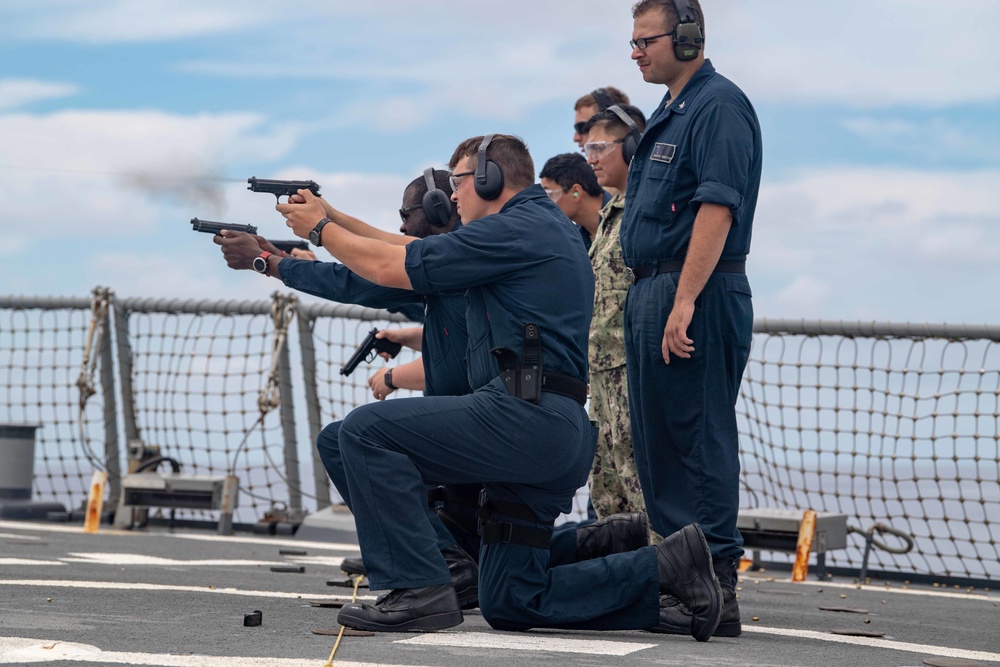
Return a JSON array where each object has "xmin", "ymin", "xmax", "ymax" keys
[{"xmin": 1, "ymin": 519, "xmax": 998, "ymax": 666}]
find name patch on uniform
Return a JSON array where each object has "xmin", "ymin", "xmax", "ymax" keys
[{"xmin": 650, "ymin": 143, "xmax": 676, "ymax": 163}]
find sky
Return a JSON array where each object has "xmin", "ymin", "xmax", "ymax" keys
[{"xmin": 1, "ymin": 0, "xmax": 998, "ymax": 324}]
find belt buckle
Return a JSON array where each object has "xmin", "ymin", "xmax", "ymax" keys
[{"xmin": 626, "ymin": 267, "xmax": 636, "ymax": 285}]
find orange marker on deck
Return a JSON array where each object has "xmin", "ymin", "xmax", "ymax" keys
[
  {"xmin": 792, "ymin": 509, "xmax": 817, "ymax": 582},
  {"xmin": 83, "ymin": 471, "xmax": 108, "ymax": 534}
]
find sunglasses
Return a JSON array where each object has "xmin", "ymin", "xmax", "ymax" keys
[
  {"xmin": 574, "ymin": 121, "xmax": 588, "ymax": 135},
  {"xmin": 399, "ymin": 205, "xmax": 423, "ymax": 223}
]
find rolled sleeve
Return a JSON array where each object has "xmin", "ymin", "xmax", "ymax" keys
[
  {"xmin": 404, "ymin": 243, "xmax": 433, "ymax": 295},
  {"xmin": 691, "ymin": 181, "xmax": 743, "ymax": 216},
  {"xmin": 690, "ymin": 100, "xmax": 756, "ymax": 224}
]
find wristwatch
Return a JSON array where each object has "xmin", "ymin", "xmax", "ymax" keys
[
  {"xmin": 309, "ymin": 217, "xmax": 333, "ymax": 247},
  {"xmin": 252, "ymin": 251, "xmax": 273, "ymax": 274},
  {"xmin": 384, "ymin": 368, "xmax": 395, "ymax": 390}
]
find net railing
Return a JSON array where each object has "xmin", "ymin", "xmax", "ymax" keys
[
  {"xmin": 739, "ymin": 319, "xmax": 1000, "ymax": 582},
  {"xmin": 1, "ymin": 292, "xmax": 996, "ymax": 581}
]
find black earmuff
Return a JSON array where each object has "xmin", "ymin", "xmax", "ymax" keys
[
  {"xmin": 474, "ymin": 134, "xmax": 505, "ymax": 201},
  {"xmin": 607, "ymin": 105, "xmax": 642, "ymax": 165},
  {"xmin": 421, "ymin": 167, "xmax": 453, "ymax": 227},
  {"xmin": 591, "ymin": 87, "xmax": 614, "ymax": 111},
  {"xmin": 671, "ymin": 0, "xmax": 704, "ymax": 61}
]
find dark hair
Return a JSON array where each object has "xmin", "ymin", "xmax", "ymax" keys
[
  {"xmin": 405, "ymin": 168, "xmax": 461, "ymax": 226},
  {"xmin": 407, "ymin": 168, "xmax": 453, "ymax": 200},
  {"xmin": 574, "ymin": 85, "xmax": 630, "ymax": 112},
  {"xmin": 539, "ymin": 153, "xmax": 602, "ymax": 198},
  {"xmin": 586, "ymin": 104, "xmax": 647, "ymax": 140},
  {"xmin": 448, "ymin": 134, "xmax": 535, "ymax": 192},
  {"xmin": 631, "ymin": 0, "xmax": 705, "ymax": 39}
]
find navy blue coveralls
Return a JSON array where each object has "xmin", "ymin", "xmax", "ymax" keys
[
  {"xmin": 278, "ymin": 258, "xmax": 474, "ymax": 554},
  {"xmin": 620, "ymin": 60, "xmax": 763, "ymax": 561},
  {"xmin": 338, "ymin": 186, "xmax": 662, "ymax": 630}
]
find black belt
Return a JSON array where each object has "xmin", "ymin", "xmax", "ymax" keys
[
  {"xmin": 629, "ymin": 259, "xmax": 745, "ymax": 283},
  {"xmin": 541, "ymin": 372, "xmax": 588, "ymax": 405}
]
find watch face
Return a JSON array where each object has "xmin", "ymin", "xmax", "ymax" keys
[
  {"xmin": 309, "ymin": 229, "xmax": 321, "ymax": 246},
  {"xmin": 253, "ymin": 256, "xmax": 268, "ymax": 273}
]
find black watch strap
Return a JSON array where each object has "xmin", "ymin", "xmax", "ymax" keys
[
  {"xmin": 384, "ymin": 368, "xmax": 395, "ymax": 390},
  {"xmin": 309, "ymin": 217, "xmax": 333, "ymax": 247}
]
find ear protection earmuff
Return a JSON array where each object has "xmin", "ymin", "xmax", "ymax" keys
[
  {"xmin": 671, "ymin": 0, "xmax": 704, "ymax": 61},
  {"xmin": 474, "ymin": 134, "xmax": 505, "ymax": 201},
  {"xmin": 422, "ymin": 167, "xmax": 453, "ymax": 227},
  {"xmin": 607, "ymin": 105, "xmax": 642, "ymax": 165},
  {"xmin": 591, "ymin": 88, "xmax": 614, "ymax": 111}
]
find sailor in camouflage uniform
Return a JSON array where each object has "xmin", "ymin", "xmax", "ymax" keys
[{"xmin": 582, "ymin": 104, "xmax": 650, "ymax": 520}]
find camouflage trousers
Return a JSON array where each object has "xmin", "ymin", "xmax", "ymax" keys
[{"xmin": 587, "ymin": 364, "xmax": 648, "ymax": 520}]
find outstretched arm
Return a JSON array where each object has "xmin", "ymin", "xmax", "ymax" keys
[
  {"xmin": 288, "ymin": 192, "xmax": 413, "ymax": 247},
  {"xmin": 279, "ymin": 190, "xmax": 412, "ymax": 290}
]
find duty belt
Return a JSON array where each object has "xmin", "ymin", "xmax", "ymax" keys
[
  {"xmin": 627, "ymin": 259, "xmax": 746, "ymax": 284},
  {"xmin": 492, "ymin": 323, "xmax": 588, "ymax": 405}
]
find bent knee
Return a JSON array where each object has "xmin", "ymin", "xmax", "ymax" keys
[
  {"xmin": 316, "ymin": 421, "xmax": 343, "ymax": 454},
  {"xmin": 480, "ymin": 599, "xmax": 533, "ymax": 632}
]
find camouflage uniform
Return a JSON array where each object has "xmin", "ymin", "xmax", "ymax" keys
[{"xmin": 587, "ymin": 193, "xmax": 647, "ymax": 520}]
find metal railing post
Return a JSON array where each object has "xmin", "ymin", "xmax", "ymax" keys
[
  {"xmin": 98, "ymin": 289, "xmax": 122, "ymax": 505},
  {"xmin": 275, "ymin": 294, "xmax": 302, "ymax": 512},
  {"xmin": 296, "ymin": 305, "xmax": 331, "ymax": 508}
]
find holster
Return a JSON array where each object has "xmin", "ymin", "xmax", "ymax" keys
[{"xmin": 492, "ymin": 323, "xmax": 543, "ymax": 404}]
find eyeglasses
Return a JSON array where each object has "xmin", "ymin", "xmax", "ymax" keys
[
  {"xmin": 630, "ymin": 30, "xmax": 674, "ymax": 50},
  {"xmin": 543, "ymin": 187, "xmax": 566, "ymax": 203},
  {"xmin": 573, "ymin": 121, "xmax": 587, "ymax": 136},
  {"xmin": 399, "ymin": 205, "xmax": 423, "ymax": 223},
  {"xmin": 449, "ymin": 170, "xmax": 475, "ymax": 192},
  {"xmin": 583, "ymin": 139, "xmax": 624, "ymax": 160}
]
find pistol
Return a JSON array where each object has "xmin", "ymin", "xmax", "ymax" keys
[
  {"xmin": 247, "ymin": 177, "xmax": 321, "ymax": 202},
  {"xmin": 191, "ymin": 218, "xmax": 258, "ymax": 235},
  {"xmin": 340, "ymin": 328, "xmax": 402, "ymax": 376},
  {"xmin": 267, "ymin": 239, "xmax": 310, "ymax": 254}
]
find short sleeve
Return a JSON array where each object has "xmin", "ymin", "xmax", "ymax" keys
[{"xmin": 405, "ymin": 217, "xmax": 524, "ymax": 294}]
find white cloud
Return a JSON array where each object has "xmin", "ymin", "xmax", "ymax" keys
[
  {"xmin": 0, "ymin": 109, "xmax": 303, "ymax": 240},
  {"xmin": 170, "ymin": 0, "xmax": 1000, "ymax": 123},
  {"xmin": 751, "ymin": 167, "xmax": 1000, "ymax": 321},
  {"xmin": 2, "ymin": 0, "xmax": 277, "ymax": 43},
  {"xmin": 0, "ymin": 79, "xmax": 79, "ymax": 110}
]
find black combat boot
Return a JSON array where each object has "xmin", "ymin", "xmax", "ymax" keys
[
  {"xmin": 340, "ymin": 545, "xmax": 479, "ymax": 610},
  {"xmin": 576, "ymin": 512, "xmax": 650, "ymax": 560},
  {"xmin": 441, "ymin": 544, "xmax": 479, "ymax": 610},
  {"xmin": 337, "ymin": 584, "xmax": 463, "ymax": 632},
  {"xmin": 652, "ymin": 556, "xmax": 742, "ymax": 637},
  {"xmin": 340, "ymin": 556, "xmax": 365, "ymax": 576},
  {"xmin": 653, "ymin": 523, "xmax": 722, "ymax": 642}
]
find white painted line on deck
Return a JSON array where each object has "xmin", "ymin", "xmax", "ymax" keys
[
  {"xmin": 0, "ymin": 559, "xmax": 64, "ymax": 566},
  {"xmin": 397, "ymin": 631, "xmax": 657, "ymax": 656},
  {"xmin": 744, "ymin": 625, "xmax": 1000, "ymax": 663},
  {"xmin": 784, "ymin": 578, "xmax": 993, "ymax": 602},
  {"xmin": 0, "ymin": 636, "xmax": 423, "ymax": 666},
  {"xmin": 60, "ymin": 553, "xmax": 292, "ymax": 567},
  {"xmin": 168, "ymin": 532, "xmax": 359, "ymax": 552},
  {"xmin": 0, "ymin": 521, "xmax": 360, "ymax": 553},
  {"xmin": 0, "ymin": 579, "xmax": 375, "ymax": 601}
]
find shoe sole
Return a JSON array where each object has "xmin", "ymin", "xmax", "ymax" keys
[
  {"xmin": 456, "ymin": 586, "xmax": 479, "ymax": 610},
  {"xmin": 686, "ymin": 525, "xmax": 723, "ymax": 642},
  {"xmin": 337, "ymin": 608, "xmax": 464, "ymax": 633},
  {"xmin": 650, "ymin": 619, "xmax": 742, "ymax": 637}
]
